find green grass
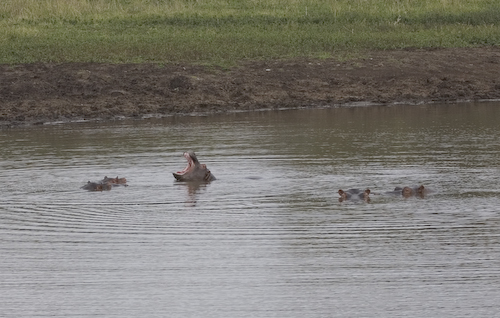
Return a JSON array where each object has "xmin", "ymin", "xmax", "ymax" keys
[{"xmin": 1, "ymin": 0, "xmax": 499, "ymax": 66}]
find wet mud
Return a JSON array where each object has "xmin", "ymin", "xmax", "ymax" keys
[{"xmin": 1, "ymin": 47, "xmax": 500, "ymax": 127}]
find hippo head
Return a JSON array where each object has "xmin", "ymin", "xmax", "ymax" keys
[
  {"xmin": 338, "ymin": 188, "xmax": 371, "ymax": 202},
  {"xmin": 103, "ymin": 176, "xmax": 127, "ymax": 185},
  {"xmin": 402, "ymin": 185, "xmax": 427, "ymax": 198},
  {"xmin": 173, "ymin": 151, "xmax": 216, "ymax": 182}
]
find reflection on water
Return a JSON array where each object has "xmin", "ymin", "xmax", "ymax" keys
[
  {"xmin": 1, "ymin": 102, "xmax": 500, "ymax": 318},
  {"xmin": 175, "ymin": 181, "xmax": 212, "ymax": 207}
]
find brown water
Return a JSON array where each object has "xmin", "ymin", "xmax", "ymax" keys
[{"xmin": 1, "ymin": 103, "xmax": 499, "ymax": 318}]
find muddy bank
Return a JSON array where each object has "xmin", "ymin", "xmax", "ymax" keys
[{"xmin": 1, "ymin": 47, "xmax": 500, "ymax": 127}]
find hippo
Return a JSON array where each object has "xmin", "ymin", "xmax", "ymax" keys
[
  {"xmin": 81, "ymin": 181, "xmax": 112, "ymax": 191},
  {"xmin": 173, "ymin": 151, "xmax": 216, "ymax": 182},
  {"xmin": 338, "ymin": 188, "xmax": 371, "ymax": 202},
  {"xmin": 384, "ymin": 185, "xmax": 429, "ymax": 198},
  {"xmin": 102, "ymin": 176, "xmax": 128, "ymax": 186},
  {"xmin": 81, "ymin": 176, "xmax": 128, "ymax": 191},
  {"xmin": 402, "ymin": 185, "xmax": 428, "ymax": 198}
]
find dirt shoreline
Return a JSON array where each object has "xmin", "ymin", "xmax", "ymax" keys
[{"xmin": 1, "ymin": 47, "xmax": 500, "ymax": 128}]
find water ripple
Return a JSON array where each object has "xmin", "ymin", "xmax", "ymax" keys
[{"xmin": 1, "ymin": 103, "xmax": 500, "ymax": 318}]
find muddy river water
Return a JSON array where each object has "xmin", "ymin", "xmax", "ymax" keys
[{"xmin": 1, "ymin": 102, "xmax": 499, "ymax": 317}]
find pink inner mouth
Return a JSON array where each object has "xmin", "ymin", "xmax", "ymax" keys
[{"xmin": 176, "ymin": 152, "xmax": 194, "ymax": 175}]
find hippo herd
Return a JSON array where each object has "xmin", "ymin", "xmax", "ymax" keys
[
  {"xmin": 81, "ymin": 151, "xmax": 213, "ymax": 191},
  {"xmin": 82, "ymin": 151, "xmax": 431, "ymax": 202}
]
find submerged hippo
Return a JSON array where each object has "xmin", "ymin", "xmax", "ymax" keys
[
  {"xmin": 173, "ymin": 151, "xmax": 216, "ymax": 182},
  {"xmin": 102, "ymin": 176, "xmax": 128, "ymax": 185},
  {"xmin": 338, "ymin": 188, "xmax": 371, "ymax": 202},
  {"xmin": 81, "ymin": 176, "xmax": 128, "ymax": 191},
  {"xmin": 81, "ymin": 181, "xmax": 113, "ymax": 191},
  {"xmin": 402, "ymin": 185, "xmax": 428, "ymax": 198},
  {"xmin": 385, "ymin": 185, "xmax": 429, "ymax": 198}
]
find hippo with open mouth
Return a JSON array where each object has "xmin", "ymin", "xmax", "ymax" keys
[
  {"xmin": 338, "ymin": 188, "xmax": 371, "ymax": 202},
  {"xmin": 173, "ymin": 151, "xmax": 216, "ymax": 182}
]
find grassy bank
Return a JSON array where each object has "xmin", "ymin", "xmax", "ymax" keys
[{"xmin": 1, "ymin": 0, "xmax": 499, "ymax": 66}]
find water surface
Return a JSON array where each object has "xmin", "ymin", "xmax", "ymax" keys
[{"xmin": 1, "ymin": 103, "xmax": 499, "ymax": 317}]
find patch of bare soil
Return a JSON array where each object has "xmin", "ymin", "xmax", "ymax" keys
[{"xmin": 1, "ymin": 47, "xmax": 499, "ymax": 127}]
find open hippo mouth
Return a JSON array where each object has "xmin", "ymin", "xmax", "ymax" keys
[
  {"xmin": 174, "ymin": 152, "xmax": 198, "ymax": 177},
  {"xmin": 173, "ymin": 151, "xmax": 215, "ymax": 182}
]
